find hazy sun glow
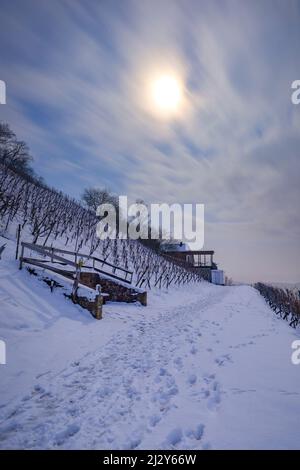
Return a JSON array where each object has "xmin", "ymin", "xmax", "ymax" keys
[{"xmin": 151, "ymin": 75, "xmax": 182, "ymax": 115}]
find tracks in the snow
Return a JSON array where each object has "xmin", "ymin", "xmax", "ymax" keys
[{"xmin": 0, "ymin": 286, "xmax": 232, "ymax": 449}]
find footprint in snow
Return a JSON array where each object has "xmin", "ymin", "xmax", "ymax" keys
[
  {"xmin": 203, "ymin": 373, "xmax": 215, "ymax": 383},
  {"xmin": 165, "ymin": 428, "xmax": 183, "ymax": 447},
  {"xmin": 215, "ymin": 354, "xmax": 232, "ymax": 366},
  {"xmin": 207, "ymin": 381, "xmax": 221, "ymax": 410},
  {"xmin": 53, "ymin": 424, "xmax": 80, "ymax": 446},
  {"xmin": 149, "ymin": 414, "xmax": 161, "ymax": 427},
  {"xmin": 185, "ymin": 423, "xmax": 205, "ymax": 441},
  {"xmin": 187, "ymin": 374, "xmax": 197, "ymax": 385},
  {"xmin": 230, "ymin": 387, "xmax": 256, "ymax": 395},
  {"xmin": 173, "ymin": 357, "xmax": 183, "ymax": 370}
]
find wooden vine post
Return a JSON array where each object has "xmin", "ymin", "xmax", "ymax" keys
[
  {"xmin": 15, "ymin": 224, "xmax": 21, "ymax": 260},
  {"xmin": 94, "ymin": 284, "xmax": 103, "ymax": 320},
  {"xmin": 72, "ymin": 258, "xmax": 83, "ymax": 302}
]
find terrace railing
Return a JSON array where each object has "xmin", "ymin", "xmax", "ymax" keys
[{"xmin": 19, "ymin": 242, "xmax": 133, "ymax": 284}]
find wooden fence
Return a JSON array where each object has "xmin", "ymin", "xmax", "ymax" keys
[{"xmin": 19, "ymin": 242, "xmax": 133, "ymax": 284}]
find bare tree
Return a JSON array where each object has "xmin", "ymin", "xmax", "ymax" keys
[
  {"xmin": 81, "ymin": 187, "xmax": 117, "ymax": 212},
  {"xmin": 0, "ymin": 122, "xmax": 34, "ymax": 177}
]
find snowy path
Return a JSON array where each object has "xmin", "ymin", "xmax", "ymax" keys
[{"xmin": 1, "ymin": 278, "xmax": 300, "ymax": 449}]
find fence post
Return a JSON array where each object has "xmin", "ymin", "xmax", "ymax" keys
[
  {"xmin": 71, "ymin": 264, "xmax": 80, "ymax": 301},
  {"xmin": 138, "ymin": 291, "xmax": 147, "ymax": 306},
  {"xmin": 15, "ymin": 224, "xmax": 21, "ymax": 260},
  {"xmin": 94, "ymin": 284, "xmax": 103, "ymax": 320},
  {"xmin": 19, "ymin": 243, "xmax": 24, "ymax": 270}
]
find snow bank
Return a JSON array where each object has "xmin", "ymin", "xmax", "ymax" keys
[{"xmin": 1, "ymin": 236, "xmax": 300, "ymax": 449}]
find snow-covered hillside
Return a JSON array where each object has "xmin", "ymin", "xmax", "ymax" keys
[
  {"xmin": 0, "ymin": 166, "xmax": 202, "ymax": 291},
  {"xmin": 1, "ymin": 237, "xmax": 300, "ymax": 449}
]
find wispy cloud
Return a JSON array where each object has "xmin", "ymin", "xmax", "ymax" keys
[{"xmin": 0, "ymin": 0, "xmax": 299, "ymax": 282}]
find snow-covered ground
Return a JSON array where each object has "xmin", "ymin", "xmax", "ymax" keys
[{"xmin": 1, "ymin": 236, "xmax": 300, "ymax": 449}]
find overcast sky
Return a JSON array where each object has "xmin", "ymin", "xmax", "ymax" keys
[{"xmin": 0, "ymin": 0, "xmax": 299, "ymax": 283}]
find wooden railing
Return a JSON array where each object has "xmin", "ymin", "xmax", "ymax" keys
[{"xmin": 19, "ymin": 242, "xmax": 133, "ymax": 284}]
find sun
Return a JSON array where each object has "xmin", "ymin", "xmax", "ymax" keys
[{"xmin": 151, "ymin": 75, "xmax": 182, "ymax": 115}]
